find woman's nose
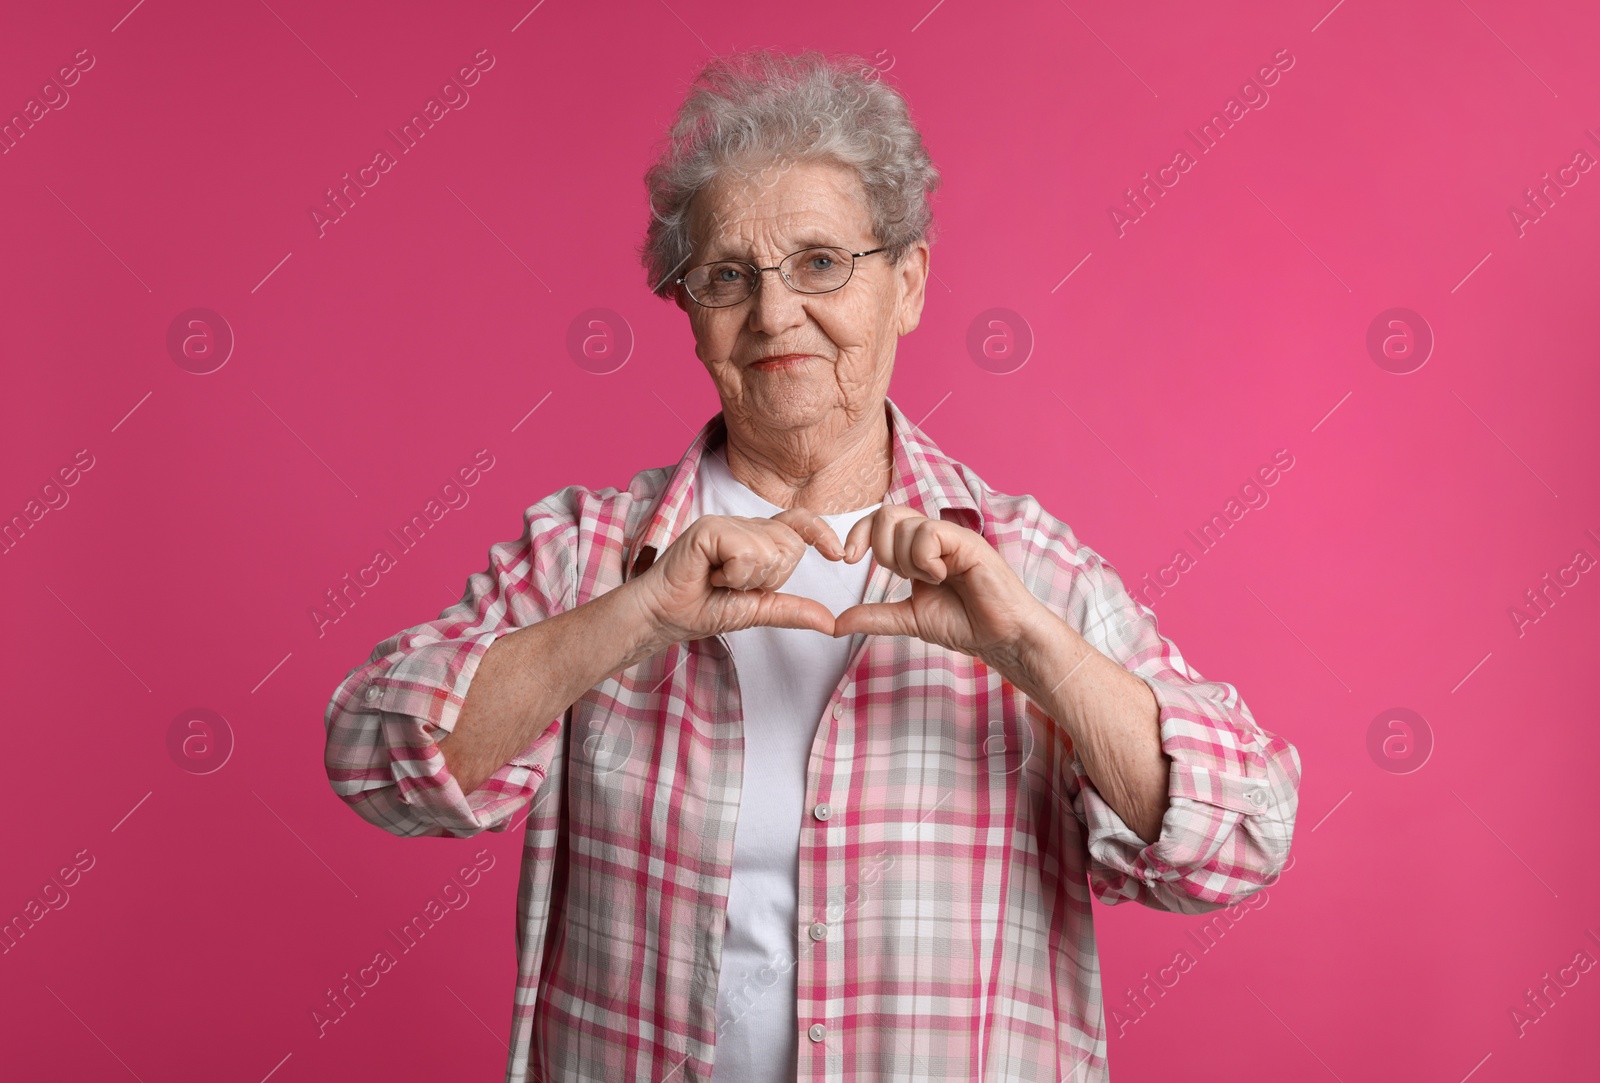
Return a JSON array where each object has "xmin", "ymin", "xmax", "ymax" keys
[{"xmin": 745, "ymin": 268, "xmax": 807, "ymax": 334}]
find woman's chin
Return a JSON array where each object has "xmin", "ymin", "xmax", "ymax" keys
[{"xmin": 735, "ymin": 381, "xmax": 838, "ymax": 428}]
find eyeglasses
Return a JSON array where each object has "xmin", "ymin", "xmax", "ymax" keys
[{"xmin": 675, "ymin": 245, "xmax": 887, "ymax": 308}]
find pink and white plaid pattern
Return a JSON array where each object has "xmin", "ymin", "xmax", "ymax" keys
[{"xmin": 323, "ymin": 396, "xmax": 1301, "ymax": 1082}]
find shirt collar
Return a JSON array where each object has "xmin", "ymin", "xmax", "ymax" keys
[{"xmin": 623, "ymin": 395, "xmax": 988, "ymax": 582}]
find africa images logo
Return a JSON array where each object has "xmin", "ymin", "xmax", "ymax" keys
[
  {"xmin": 309, "ymin": 49, "xmax": 497, "ymax": 238},
  {"xmin": 1106, "ymin": 49, "xmax": 1297, "ymax": 238}
]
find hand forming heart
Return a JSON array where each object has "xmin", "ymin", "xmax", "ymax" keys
[
  {"xmin": 630, "ymin": 501, "xmax": 1045, "ymax": 672},
  {"xmin": 831, "ymin": 501, "xmax": 1042, "ymax": 667}
]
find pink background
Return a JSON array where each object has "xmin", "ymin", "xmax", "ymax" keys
[{"xmin": 4, "ymin": 0, "xmax": 1598, "ymax": 1079}]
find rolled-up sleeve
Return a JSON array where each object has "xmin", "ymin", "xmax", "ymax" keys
[
  {"xmin": 322, "ymin": 489, "xmax": 580, "ymax": 839},
  {"xmin": 1019, "ymin": 497, "xmax": 1302, "ymax": 914}
]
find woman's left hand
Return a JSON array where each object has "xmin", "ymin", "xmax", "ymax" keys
[{"xmin": 832, "ymin": 502, "xmax": 1047, "ymax": 670}]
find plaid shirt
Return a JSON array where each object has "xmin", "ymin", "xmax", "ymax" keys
[{"xmin": 323, "ymin": 395, "xmax": 1301, "ymax": 1082}]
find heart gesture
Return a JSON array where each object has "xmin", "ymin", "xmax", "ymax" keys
[{"xmin": 833, "ymin": 502, "xmax": 1042, "ymax": 668}]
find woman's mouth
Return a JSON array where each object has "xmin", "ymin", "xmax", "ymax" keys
[{"xmin": 750, "ymin": 353, "xmax": 813, "ymax": 371}]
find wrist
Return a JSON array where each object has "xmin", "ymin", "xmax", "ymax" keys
[
  {"xmin": 985, "ymin": 598, "xmax": 1074, "ymax": 697},
  {"xmin": 979, "ymin": 591, "xmax": 1056, "ymax": 684},
  {"xmin": 613, "ymin": 575, "xmax": 674, "ymax": 659}
]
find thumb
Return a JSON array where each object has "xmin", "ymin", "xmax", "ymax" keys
[
  {"xmin": 831, "ymin": 599, "xmax": 918, "ymax": 639},
  {"xmin": 750, "ymin": 591, "xmax": 838, "ymax": 635}
]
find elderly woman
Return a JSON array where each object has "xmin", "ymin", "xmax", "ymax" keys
[{"xmin": 324, "ymin": 49, "xmax": 1300, "ymax": 1083}]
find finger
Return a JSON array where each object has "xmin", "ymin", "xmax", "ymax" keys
[
  {"xmin": 717, "ymin": 546, "xmax": 799, "ymax": 591},
  {"xmin": 709, "ymin": 547, "xmax": 778, "ymax": 590},
  {"xmin": 904, "ymin": 520, "xmax": 951, "ymax": 583},
  {"xmin": 892, "ymin": 518, "xmax": 944, "ymax": 584},
  {"xmin": 831, "ymin": 599, "xmax": 918, "ymax": 639},
  {"xmin": 869, "ymin": 504, "xmax": 917, "ymax": 578},
  {"xmin": 771, "ymin": 508, "xmax": 844, "ymax": 560},
  {"xmin": 752, "ymin": 591, "xmax": 837, "ymax": 635},
  {"xmin": 842, "ymin": 510, "xmax": 878, "ymax": 563},
  {"xmin": 699, "ymin": 518, "xmax": 766, "ymax": 590},
  {"xmin": 705, "ymin": 518, "xmax": 806, "ymax": 591}
]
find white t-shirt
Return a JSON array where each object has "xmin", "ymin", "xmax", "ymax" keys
[{"xmin": 691, "ymin": 444, "xmax": 881, "ymax": 1083}]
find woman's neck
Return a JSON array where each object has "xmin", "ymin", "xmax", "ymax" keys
[{"xmin": 719, "ymin": 404, "xmax": 893, "ymax": 515}]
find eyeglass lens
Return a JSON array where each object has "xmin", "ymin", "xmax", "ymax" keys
[{"xmin": 684, "ymin": 247, "xmax": 855, "ymax": 306}]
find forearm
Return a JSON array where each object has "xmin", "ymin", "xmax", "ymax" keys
[
  {"xmin": 440, "ymin": 580, "xmax": 666, "ymax": 795},
  {"xmin": 996, "ymin": 607, "xmax": 1169, "ymax": 843}
]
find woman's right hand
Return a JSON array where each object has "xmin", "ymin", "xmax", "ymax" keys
[{"xmin": 626, "ymin": 508, "xmax": 848, "ymax": 647}]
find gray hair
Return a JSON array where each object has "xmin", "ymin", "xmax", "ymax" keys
[{"xmin": 639, "ymin": 48, "xmax": 941, "ymax": 298}]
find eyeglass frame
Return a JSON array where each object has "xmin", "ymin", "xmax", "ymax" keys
[{"xmin": 673, "ymin": 244, "xmax": 888, "ymax": 308}]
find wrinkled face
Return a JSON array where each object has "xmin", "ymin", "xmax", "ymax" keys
[{"xmin": 675, "ymin": 157, "xmax": 929, "ymax": 438}]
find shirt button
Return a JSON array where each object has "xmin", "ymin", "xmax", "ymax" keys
[
  {"xmin": 813, "ymin": 803, "xmax": 832, "ymax": 821},
  {"xmin": 808, "ymin": 1023, "xmax": 827, "ymax": 1042},
  {"xmin": 364, "ymin": 685, "xmax": 381, "ymax": 703},
  {"xmin": 831, "ymin": 701, "xmax": 845, "ymax": 719},
  {"xmin": 809, "ymin": 921, "xmax": 828, "ymax": 941},
  {"xmin": 1247, "ymin": 790, "xmax": 1267, "ymax": 808}
]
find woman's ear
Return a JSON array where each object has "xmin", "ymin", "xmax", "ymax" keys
[{"xmin": 895, "ymin": 241, "xmax": 931, "ymax": 336}]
